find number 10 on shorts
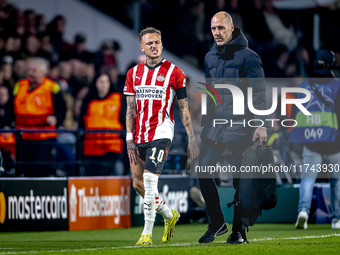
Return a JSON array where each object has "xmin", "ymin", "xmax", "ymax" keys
[{"xmin": 149, "ymin": 147, "xmax": 165, "ymax": 162}]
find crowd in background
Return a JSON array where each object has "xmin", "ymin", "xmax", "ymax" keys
[
  {"xmin": 2, "ymin": 0, "xmax": 340, "ymax": 130},
  {"xmin": 86, "ymin": 0, "xmax": 340, "ymax": 76},
  {"xmin": 0, "ymin": 0, "xmax": 133, "ymax": 132},
  {"xmin": 1, "ymin": 0, "xmax": 340, "ymax": 179}
]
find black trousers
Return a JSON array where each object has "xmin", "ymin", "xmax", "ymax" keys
[{"xmin": 197, "ymin": 137, "xmax": 249, "ymax": 232}]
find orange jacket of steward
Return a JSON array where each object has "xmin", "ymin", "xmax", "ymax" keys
[
  {"xmin": 0, "ymin": 133, "xmax": 16, "ymax": 156},
  {"xmin": 13, "ymin": 78, "xmax": 66, "ymax": 140},
  {"xmin": 83, "ymin": 92, "xmax": 123, "ymax": 156}
]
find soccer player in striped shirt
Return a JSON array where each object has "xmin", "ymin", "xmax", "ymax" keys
[{"xmin": 124, "ymin": 27, "xmax": 199, "ymax": 245}]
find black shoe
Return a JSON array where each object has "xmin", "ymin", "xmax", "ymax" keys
[
  {"xmin": 199, "ymin": 222, "xmax": 228, "ymax": 243},
  {"xmin": 226, "ymin": 231, "xmax": 247, "ymax": 244}
]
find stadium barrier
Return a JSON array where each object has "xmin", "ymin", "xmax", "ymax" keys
[
  {"xmin": 0, "ymin": 175, "xmax": 196, "ymax": 232},
  {"xmin": 68, "ymin": 177, "xmax": 131, "ymax": 230},
  {"xmin": 0, "ymin": 176, "xmax": 131, "ymax": 232},
  {"xmin": 0, "ymin": 178, "xmax": 333, "ymax": 232},
  {"xmin": 0, "ymin": 128, "xmax": 188, "ymax": 176},
  {"xmin": 0, "ymin": 177, "xmax": 69, "ymax": 232},
  {"xmin": 0, "ymin": 129, "xmax": 128, "ymax": 177}
]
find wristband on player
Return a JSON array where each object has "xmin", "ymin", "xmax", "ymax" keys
[{"xmin": 126, "ymin": 132, "xmax": 133, "ymax": 141}]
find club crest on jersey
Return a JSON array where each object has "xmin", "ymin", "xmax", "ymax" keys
[{"xmin": 156, "ymin": 75, "xmax": 165, "ymax": 82}]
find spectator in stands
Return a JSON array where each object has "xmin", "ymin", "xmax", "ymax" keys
[
  {"xmin": 0, "ymin": 1, "xmax": 15, "ymax": 36},
  {"xmin": 35, "ymin": 14, "xmax": 46, "ymax": 33},
  {"xmin": 12, "ymin": 57, "xmax": 66, "ymax": 176},
  {"xmin": 4, "ymin": 36, "xmax": 14, "ymax": 55},
  {"xmin": 0, "ymin": 63, "xmax": 3, "ymax": 85},
  {"xmin": 23, "ymin": 35, "xmax": 40, "ymax": 59},
  {"xmin": 100, "ymin": 65, "xmax": 124, "ymax": 93},
  {"xmin": 5, "ymin": 34, "xmax": 21, "ymax": 60},
  {"xmin": 262, "ymin": 0, "xmax": 297, "ymax": 52},
  {"xmin": 57, "ymin": 61, "xmax": 71, "ymax": 92},
  {"xmin": 264, "ymin": 45, "xmax": 296, "ymax": 78},
  {"xmin": 86, "ymin": 63, "xmax": 95, "ymax": 86},
  {"xmin": 13, "ymin": 34, "xmax": 21, "ymax": 55},
  {"xmin": 47, "ymin": 15, "xmax": 67, "ymax": 55},
  {"xmin": 68, "ymin": 58, "xmax": 90, "ymax": 97},
  {"xmin": 177, "ymin": 0, "xmax": 207, "ymax": 67},
  {"xmin": 23, "ymin": 9, "xmax": 37, "ymax": 36},
  {"xmin": 56, "ymin": 61, "xmax": 74, "ymax": 128},
  {"xmin": 239, "ymin": 0, "xmax": 274, "ymax": 55},
  {"xmin": 61, "ymin": 33, "xmax": 93, "ymax": 63},
  {"xmin": 0, "ymin": 84, "xmax": 15, "ymax": 171},
  {"xmin": 2, "ymin": 55, "xmax": 15, "ymax": 90},
  {"xmin": 93, "ymin": 39, "xmax": 120, "ymax": 73},
  {"xmin": 109, "ymin": 67, "xmax": 124, "ymax": 92},
  {"xmin": 289, "ymin": 50, "xmax": 340, "ymax": 230},
  {"xmin": 47, "ymin": 61, "xmax": 59, "ymax": 81},
  {"xmin": 12, "ymin": 58, "xmax": 27, "ymax": 83},
  {"xmin": 0, "ymin": 34, "xmax": 6, "ymax": 58},
  {"xmin": 37, "ymin": 32, "xmax": 59, "ymax": 62},
  {"xmin": 0, "ymin": 0, "xmax": 12, "ymax": 20},
  {"xmin": 0, "ymin": 85, "xmax": 11, "ymax": 128},
  {"xmin": 13, "ymin": 10, "xmax": 25, "ymax": 37},
  {"xmin": 79, "ymin": 73, "xmax": 125, "ymax": 176},
  {"xmin": 72, "ymin": 84, "xmax": 88, "ymax": 129}
]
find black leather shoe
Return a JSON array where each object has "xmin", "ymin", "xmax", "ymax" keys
[
  {"xmin": 199, "ymin": 222, "xmax": 228, "ymax": 243},
  {"xmin": 226, "ymin": 231, "xmax": 247, "ymax": 244}
]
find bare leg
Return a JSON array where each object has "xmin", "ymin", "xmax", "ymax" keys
[{"xmin": 131, "ymin": 157, "xmax": 145, "ymax": 197}]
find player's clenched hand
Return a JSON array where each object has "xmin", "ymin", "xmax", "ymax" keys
[
  {"xmin": 187, "ymin": 141, "xmax": 199, "ymax": 159},
  {"xmin": 127, "ymin": 140, "xmax": 139, "ymax": 165}
]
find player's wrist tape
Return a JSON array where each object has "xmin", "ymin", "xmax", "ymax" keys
[{"xmin": 126, "ymin": 133, "xmax": 133, "ymax": 141}]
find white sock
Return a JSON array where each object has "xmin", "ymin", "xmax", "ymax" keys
[
  {"xmin": 142, "ymin": 220, "xmax": 154, "ymax": 237},
  {"xmin": 156, "ymin": 195, "xmax": 174, "ymax": 221},
  {"xmin": 142, "ymin": 173, "xmax": 158, "ymax": 237}
]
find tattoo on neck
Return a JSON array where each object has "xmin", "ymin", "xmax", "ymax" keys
[{"xmin": 146, "ymin": 57, "xmax": 162, "ymax": 67}]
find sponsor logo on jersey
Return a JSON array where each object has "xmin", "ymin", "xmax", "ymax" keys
[{"xmin": 135, "ymin": 86, "xmax": 164, "ymax": 99}]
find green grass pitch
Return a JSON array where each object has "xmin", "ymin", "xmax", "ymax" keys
[{"xmin": 0, "ymin": 224, "xmax": 339, "ymax": 254}]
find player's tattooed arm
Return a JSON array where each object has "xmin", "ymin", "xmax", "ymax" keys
[
  {"xmin": 126, "ymin": 96, "xmax": 136, "ymax": 132},
  {"xmin": 178, "ymin": 98, "xmax": 199, "ymax": 159},
  {"xmin": 126, "ymin": 96, "xmax": 139, "ymax": 165}
]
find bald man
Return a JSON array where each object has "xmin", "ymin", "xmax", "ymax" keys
[{"xmin": 198, "ymin": 12, "xmax": 267, "ymax": 244}]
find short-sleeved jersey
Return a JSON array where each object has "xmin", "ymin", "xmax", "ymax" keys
[{"xmin": 124, "ymin": 59, "xmax": 186, "ymax": 144}]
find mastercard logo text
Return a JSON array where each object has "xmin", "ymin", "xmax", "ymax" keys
[{"xmin": 0, "ymin": 192, "xmax": 6, "ymax": 224}]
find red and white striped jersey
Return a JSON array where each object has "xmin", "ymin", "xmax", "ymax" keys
[{"xmin": 124, "ymin": 59, "xmax": 186, "ymax": 144}]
